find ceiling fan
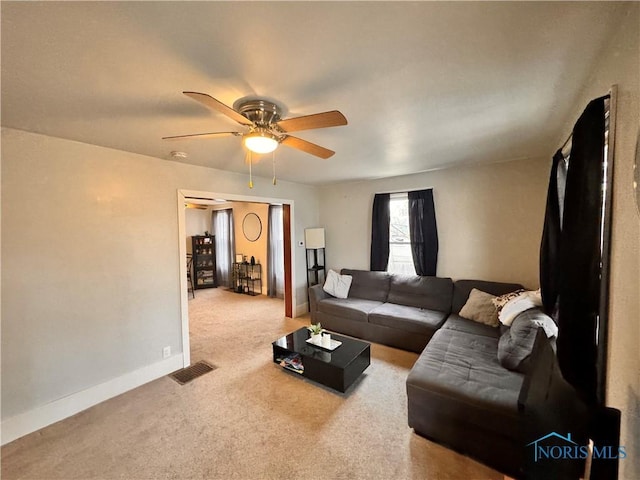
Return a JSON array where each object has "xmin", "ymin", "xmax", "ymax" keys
[{"xmin": 163, "ymin": 92, "xmax": 348, "ymax": 159}]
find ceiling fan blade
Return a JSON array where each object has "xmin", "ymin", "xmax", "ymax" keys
[
  {"xmin": 183, "ymin": 91, "xmax": 253, "ymax": 126},
  {"xmin": 162, "ymin": 132, "xmax": 241, "ymax": 140},
  {"xmin": 280, "ymin": 135, "xmax": 335, "ymax": 159},
  {"xmin": 276, "ymin": 110, "xmax": 347, "ymax": 133}
]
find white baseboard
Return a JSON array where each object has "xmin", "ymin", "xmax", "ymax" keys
[
  {"xmin": 1, "ymin": 355, "xmax": 184, "ymax": 446},
  {"xmin": 295, "ymin": 301, "xmax": 309, "ymax": 318}
]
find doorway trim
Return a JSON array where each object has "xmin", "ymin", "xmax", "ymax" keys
[{"xmin": 177, "ymin": 189, "xmax": 296, "ymax": 367}]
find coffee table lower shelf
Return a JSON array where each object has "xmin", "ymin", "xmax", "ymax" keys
[{"xmin": 272, "ymin": 328, "xmax": 371, "ymax": 393}]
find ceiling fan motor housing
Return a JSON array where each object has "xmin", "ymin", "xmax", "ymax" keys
[{"xmin": 237, "ymin": 99, "xmax": 282, "ymax": 129}]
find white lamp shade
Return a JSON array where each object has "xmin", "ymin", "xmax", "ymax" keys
[{"xmin": 305, "ymin": 228, "xmax": 325, "ymax": 249}]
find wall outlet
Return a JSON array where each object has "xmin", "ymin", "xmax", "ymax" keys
[{"xmin": 162, "ymin": 346, "xmax": 171, "ymax": 359}]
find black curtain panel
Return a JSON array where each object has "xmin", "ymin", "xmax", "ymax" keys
[
  {"xmin": 370, "ymin": 193, "xmax": 390, "ymax": 271},
  {"xmin": 539, "ymin": 150, "xmax": 567, "ymax": 315},
  {"xmin": 408, "ymin": 189, "xmax": 439, "ymax": 276},
  {"xmin": 556, "ymin": 97, "xmax": 606, "ymax": 404}
]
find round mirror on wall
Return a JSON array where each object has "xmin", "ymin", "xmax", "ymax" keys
[{"xmin": 242, "ymin": 213, "xmax": 262, "ymax": 242}]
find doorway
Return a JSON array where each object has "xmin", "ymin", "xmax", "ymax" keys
[{"xmin": 177, "ymin": 189, "xmax": 295, "ymax": 367}]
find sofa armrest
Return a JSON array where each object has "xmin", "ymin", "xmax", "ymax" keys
[
  {"xmin": 309, "ymin": 284, "xmax": 329, "ymax": 321},
  {"xmin": 519, "ymin": 329, "xmax": 589, "ymax": 478}
]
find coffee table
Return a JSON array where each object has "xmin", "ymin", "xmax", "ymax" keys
[{"xmin": 272, "ymin": 327, "xmax": 370, "ymax": 393}]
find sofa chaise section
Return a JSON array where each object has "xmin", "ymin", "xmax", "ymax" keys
[
  {"xmin": 407, "ymin": 326, "xmax": 526, "ymax": 476},
  {"xmin": 406, "ymin": 279, "xmax": 536, "ymax": 478}
]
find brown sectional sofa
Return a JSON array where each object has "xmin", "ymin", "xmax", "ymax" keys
[{"xmin": 308, "ymin": 269, "xmax": 587, "ymax": 479}]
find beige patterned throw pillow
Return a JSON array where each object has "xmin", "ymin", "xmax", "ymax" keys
[
  {"xmin": 493, "ymin": 289, "xmax": 544, "ymax": 326},
  {"xmin": 492, "ymin": 289, "xmax": 526, "ymax": 315},
  {"xmin": 459, "ymin": 289, "xmax": 499, "ymax": 327}
]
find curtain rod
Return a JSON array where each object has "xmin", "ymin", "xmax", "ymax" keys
[
  {"xmin": 560, "ymin": 92, "xmax": 611, "ymax": 156},
  {"xmin": 375, "ymin": 187, "xmax": 434, "ymax": 196}
]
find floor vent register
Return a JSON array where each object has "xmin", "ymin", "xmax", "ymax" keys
[{"xmin": 169, "ymin": 361, "xmax": 216, "ymax": 385}]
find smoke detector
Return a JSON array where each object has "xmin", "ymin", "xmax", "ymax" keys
[{"xmin": 170, "ymin": 151, "xmax": 188, "ymax": 159}]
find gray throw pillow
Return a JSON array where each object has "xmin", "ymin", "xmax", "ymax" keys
[{"xmin": 497, "ymin": 308, "xmax": 556, "ymax": 373}]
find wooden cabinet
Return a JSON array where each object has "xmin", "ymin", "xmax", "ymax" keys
[{"xmin": 192, "ymin": 235, "xmax": 217, "ymax": 289}]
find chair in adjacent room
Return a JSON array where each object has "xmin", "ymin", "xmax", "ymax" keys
[{"xmin": 187, "ymin": 253, "xmax": 195, "ymax": 298}]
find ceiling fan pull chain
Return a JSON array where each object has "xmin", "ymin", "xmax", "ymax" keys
[
  {"xmin": 248, "ymin": 151, "xmax": 254, "ymax": 189},
  {"xmin": 272, "ymin": 151, "xmax": 277, "ymax": 185}
]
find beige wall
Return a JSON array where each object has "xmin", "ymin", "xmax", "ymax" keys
[
  {"xmin": 185, "ymin": 207, "xmax": 211, "ymax": 254},
  {"xmin": 233, "ymin": 202, "xmax": 269, "ymax": 295},
  {"xmin": 1, "ymin": 128, "xmax": 319, "ymax": 431},
  {"xmin": 562, "ymin": 5, "xmax": 639, "ymax": 478},
  {"xmin": 319, "ymin": 156, "xmax": 550, "ymax": 289}
]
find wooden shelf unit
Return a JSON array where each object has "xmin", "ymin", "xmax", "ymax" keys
[{"xmin": 192, "ymin": 235, "xmax": 217, "ymax": 289}]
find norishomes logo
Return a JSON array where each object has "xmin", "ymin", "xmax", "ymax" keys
[{"xmin": 527, "ymin": 432, "xmax": 626, "ymax": 462}]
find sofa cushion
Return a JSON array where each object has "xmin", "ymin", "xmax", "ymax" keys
[
  {"xmin": 407, "ymin": 328, "xmax": 524, "ymax": 439},
  {"xmin": 459, "ymin": 288, "xmax": 499, "ymax": 326},
  {"xmin": 317, "ymin": 297, "xmax": 383, "ymax": 323},
  {"xmin": 441, "ymin": 314, "xmax": 501, "ymax": 338},
  {"xmin": 387, "ymin": 274, "xmax": 453, "ymax": 312},
  {"xmin": 451, "ymin": 279, "xmax": 524, "ymax": 314},
  {"xmin": 498, "ymin": 308, "xmax": 558, "ymax": 373},
  {"xmin": 341, "ymin": 269, "xmax": 391, "ymax": 303},
  {"xmin": 369, "ymin": 303, "xmax": 448, "ymax": 335}
]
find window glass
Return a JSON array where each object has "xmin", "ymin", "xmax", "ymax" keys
[{"xmin": 387, "ymin": 194, "xmax": 416, "ymax": 275}]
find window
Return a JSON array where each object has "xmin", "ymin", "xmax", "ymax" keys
[
  {"xmin": 387, "ymin": 193, "xmax": 416, "ymax": 275},
  {"xmin": 371, "ymin": 189, "xmax": 437, "ymax": 275}
]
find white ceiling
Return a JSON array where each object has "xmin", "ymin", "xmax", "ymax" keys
[{"xmin": 0, "ymin": 2, "xmax": 628, "ymax": 185}]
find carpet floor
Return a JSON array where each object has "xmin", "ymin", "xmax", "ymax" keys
[{"xmin": 1, "ymin": 288, "xmax": 502, "ymax": 479}]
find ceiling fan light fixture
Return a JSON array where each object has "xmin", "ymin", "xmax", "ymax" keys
[
  {"xmin": 244, "ymin": 130, "xmax": 279, "ymax": 154},
  {"xmin": 165, "ymin": 92, "xmax": 347, "ymax": 160}
]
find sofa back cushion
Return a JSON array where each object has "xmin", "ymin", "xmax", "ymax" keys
[
  {"xmin": 452, "ymin": 279, "xmax": 523, "ymax": 314},
  {"xmin": 341, "ymin": 269, "xmax": 391, "ymax": 302},
  {"xmin": 387, "ymin": 275, "xmax": 453, "ymax": 312}
]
